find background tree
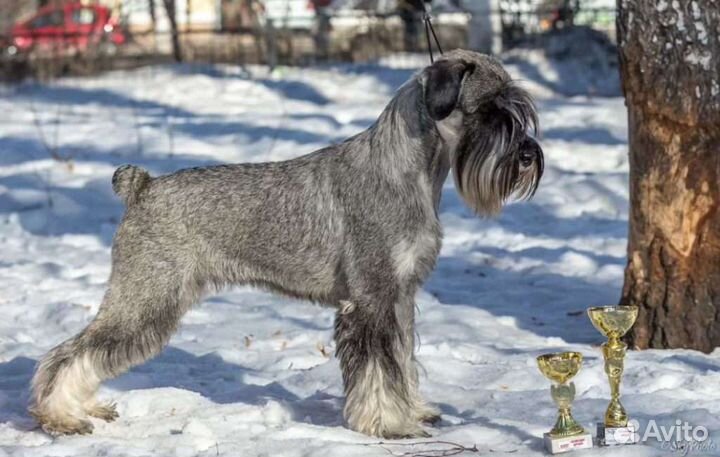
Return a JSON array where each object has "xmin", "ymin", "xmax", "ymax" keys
[
  {"xmin": 162, "ymin": 0, "xmax": 182, "ymax": 62},
  {"xmin": 618, "ymin": 0, "xmax": 720, "ymax": 352},
  {"xmin": 149, "ymin": 0, "xmax": 157, "ymax": 30},
  {"xmin": 0, "ymin": 0, "xmax": 32, "ymax": 34}
]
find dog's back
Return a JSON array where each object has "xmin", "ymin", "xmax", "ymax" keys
[{"xmin": 112, "ymin": 149, "xmax": 350, "ymax": 305}]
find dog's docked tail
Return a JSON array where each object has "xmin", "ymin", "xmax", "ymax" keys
[{"xmin": 112, "ymin": 165, "xmax": 150, "ymax": 206}]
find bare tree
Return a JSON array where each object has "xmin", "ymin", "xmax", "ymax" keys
[
  {"xmin": 149, "ymin": 0, "xmax": 157, "ymax": 29},
  {"xmin": 619, "ymin": 0, "xmax": 720, "ymax": 352},
  {"xmin": 0, "ymin": 0, "xmax": 33, "ymax": 34},
  {"xmin": 162, "ymin": 0, "xmax": 182, "ymax": 62}
]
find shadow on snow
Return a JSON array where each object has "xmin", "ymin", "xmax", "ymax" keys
[{"xmin": 0, "ymin": 347, "xmax": 343, "ymax": 432}]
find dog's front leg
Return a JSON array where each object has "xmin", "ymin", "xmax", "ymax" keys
[
  {"xmin": 334, "ymin": 297, "xmax": 429, "ymax": 438},
  {"xmin": 395, "ymin": 294, "xmax": 442, "ymax": 426}
]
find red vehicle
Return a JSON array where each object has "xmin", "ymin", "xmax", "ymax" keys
[{"xmin": 8, "ymin": 3, "xmax": 125, "ymax": 57}]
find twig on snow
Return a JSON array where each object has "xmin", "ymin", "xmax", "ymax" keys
[
  {"xmin": 28, "ymin": 90, "xmax": 73, "ymax": 163},
  {"xmin": 363, "ymin": 440, "xmax": 480, "ymax": 457}
]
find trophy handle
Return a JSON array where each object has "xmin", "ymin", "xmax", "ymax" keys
[{"xmin": 602, "ymin": 337, "xmax": 628, "ymax": 427}]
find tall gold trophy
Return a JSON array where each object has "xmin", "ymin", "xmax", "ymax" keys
[
  {"xmin": 537, "ymin": 352, "xmax": 593, "ymax": 454},
  {"xmin": 587, "ymin": 306, "xmax": 639, "ymax": 446}
]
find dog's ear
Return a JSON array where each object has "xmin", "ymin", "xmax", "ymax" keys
[{"xmin": 423, "ymin": 60, "xmax": 474, "ymax": 121}]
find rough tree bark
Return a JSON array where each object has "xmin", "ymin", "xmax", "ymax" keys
[
  {"xmin": 618, "ymin": 0, "xmax": 720, "ymax": 352},
  {"xmin": 162, "ymin": 0, "xmax": 182, "ymax": 62}
]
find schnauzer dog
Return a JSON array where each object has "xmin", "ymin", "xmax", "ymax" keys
[{"xmin": 30, "ymin": 50, "xmax": 543, "ymax": 438}]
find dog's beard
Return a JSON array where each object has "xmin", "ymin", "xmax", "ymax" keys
[{"xmin": 452, "ymin": 83, "xmax": 542, "ymax": 216}]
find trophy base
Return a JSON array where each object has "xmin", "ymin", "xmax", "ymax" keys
[
  {"xmin": 595, "ymin": 422, "xmax": 639, "ymax": 446},
  {"xmin": 543, "ymin": 432, "xmax": 593, "ymax": 454}
]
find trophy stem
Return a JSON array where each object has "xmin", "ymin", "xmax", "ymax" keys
[
  {"xmin": 602, "ymin": 336, "xmax": 628, "ymax": 427},
  {"xmin": 549, "ymin": 382, "xmax": 585, "ymax": 438},
  {"xmin": 551, "ymin": 407, "xmax": 584, "ymax": 438}
]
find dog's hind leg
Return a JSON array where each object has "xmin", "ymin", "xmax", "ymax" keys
[
  {"xmin": 30, "ymin": 255, "xmax": 198, "ymax": 435},
  {"xmin": 29, "ymin": 332, "xmax": 100, "ymax": 435},
  {"xmin": 334, "ymin": 296, "xmax": 428, "ymax": 439}
]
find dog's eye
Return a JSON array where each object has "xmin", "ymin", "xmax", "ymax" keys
[{"xmin": 519, "ymin": 150, "xmax": 535, "ymax": 167}]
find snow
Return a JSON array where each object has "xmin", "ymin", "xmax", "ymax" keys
[
  {"xmin": 504, "ymin": 28, "xmax": 620, "ymax": 97},
  {"xmin": 1, "ymin": 54, "xmax": 720, "ymax": 457},
  {"xmin": 672, "ymin": 0, "xmax": 686, "ymax": 32}
]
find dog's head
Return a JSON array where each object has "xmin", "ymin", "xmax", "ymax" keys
[{"xmin": 421, "ymin": 50, "xmax": 543, "ymax": 216}]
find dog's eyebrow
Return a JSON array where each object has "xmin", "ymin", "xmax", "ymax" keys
[{"xmin": 496, "ymin": 82, "xmax": 539, "ymax": 137}]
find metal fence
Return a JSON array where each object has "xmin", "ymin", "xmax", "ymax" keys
[
  {"xmin": 498, "ymin": 1, "xmax": 615, "ymax": 46},
  {"xmin": 0, "ymin": 0, "xmax": 616, "ymax": 81}
]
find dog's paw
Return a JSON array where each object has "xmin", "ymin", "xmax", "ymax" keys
[
  {"xmin": 87, "ymin": 402, "xmax": 119, "ymax": 422},
  {"xmin": 415, "ymin": 404, "xmax": 442, "ymax": 425},
  {"xmin": 384, "ymin": 424, "xmax": 431, "ymax": 439},
  {"xmin": 419, "ymin": 412, "xmax": 442, "ymax": 425},
  {"xmin": 350, "ymin": 416, "xmax": 430, "ymax": 439},
  {"xmin": 410, "ymin": 398, "xmax": 442, "ymax": 425},
  {"xmin": 37, "ymin": 415, "xmax": 94, "ymax": 436}
]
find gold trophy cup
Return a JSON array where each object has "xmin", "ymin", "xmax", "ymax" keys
[
  {"xmin": 587, "ymin": 305, "xmax": 639, "ymax": 446},
  {"xmin": 537, "ymin": 352, "xmax": 593, "ymax": 454}
]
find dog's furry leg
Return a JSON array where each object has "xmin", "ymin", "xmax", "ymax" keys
[
  {"xmin": 30, "ymin": 309, "xmax": 179, "ymax": 434},
  {"xmin": 395, "ymin": 296, "xmax": 441, "ymax": 425},
  {"xmin": 29, "ymin": 332, "xmax": 99, "ymax": 435},
  {"xmin": 406, "ymin": 356, "xmax": 441, "ymax": 424},
  {"xmin": 30, "ymin": 254, "xmax": 196, "ymax": 435},
  {"xmin": 335, "ymin": 299, "xmax": 428, "ymax": 438}
]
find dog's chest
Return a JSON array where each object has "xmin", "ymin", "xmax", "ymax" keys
[
  {"xmin": 391, "ymin": 227, "xmax": 440, "ymax": 282},
  {"xmin": 390, "ymin": 176, "xmax": 442, "ymax": 282}
]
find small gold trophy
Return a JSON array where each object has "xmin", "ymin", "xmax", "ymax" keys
[
  {"xmin": 537, "ymin": 352, "xmax": 593, "ymax": 454},
  {"xmin": 587, "ymin": 305, "xmax": 639, "ymax": 446}
]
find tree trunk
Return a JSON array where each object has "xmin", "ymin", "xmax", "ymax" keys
[
  {"xmin": 618, "ymin": 0, "xmax": 720, "ymax": 352},
  {"xmin": 149, "ymin": 0, "xmax": 157, "ymax": 29},
  {"xmin": 162, "ymin": 0, "xmax": 182, "ymax": 62}
]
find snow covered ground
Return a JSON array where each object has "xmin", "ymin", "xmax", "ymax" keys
[{"xmin": 1, "ymin": 54, "xmax": 719, "ymax": 457}]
